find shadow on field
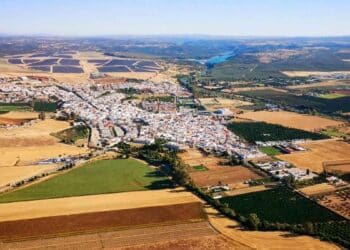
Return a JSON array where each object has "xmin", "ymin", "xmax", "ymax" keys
[
  {"xmin": 145, "ymin": 179, "xmax": 172, "ymax": 190},
  {"xmin": 144, "ymin": 170, "xmax": 166, "ymax": 178}
]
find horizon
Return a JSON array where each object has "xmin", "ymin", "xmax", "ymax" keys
[{"xmin": 1, "ymin": 0, "xmax": 350, "ymax": 37}]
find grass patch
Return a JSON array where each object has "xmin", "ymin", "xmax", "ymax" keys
[
  {"xmin": 0, "ymin": 103, "xmax": 31, "ymax": 112},
  {"xmin": 52, "ymin": 125, "xmax": 89, "ymax": 144},
  {"xmin": 258, "ymin": 146, "xmax": 281, "ymax": 156},
  {"xmin": 321, "ymin": 127, "xmax": 347, "ymax": 137},
  {"xmin": 220, "ymin": 187, "xmax": 343, "ymax": 224},
  {"xmin": 228, "ymin": 121, "xmax": 328, "ymax": 143},
  {"xmin": 0, "ymin": 159, "xmax": 171, "ymax": 203},
  {"xmin": 318, "ymin": 93, "xmax": 346, "ymax": 99},
  {"xmin": 192, "ymin": 165, "xmax": 208, "ymax": 171}
]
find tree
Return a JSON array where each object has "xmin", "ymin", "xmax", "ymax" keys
[
  {"xmin": 38, "ymin": 111, "xmax": 46, "ymax": 120},
  {"xmin": 303, "ymin": 221, "xmax": 315, "ymax": 235},
  {"xmin": 248, "ymin": 213, "xmax": 261, "ymax": 230}
]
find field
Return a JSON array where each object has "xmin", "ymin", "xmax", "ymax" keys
[
  {"xmin": 220, "ymin": 187, "xmax": 343, "ymax": 224},
  {"xmin": 316, "ymin": 188, "xmax": 350, "ymax": 220},
  {"xmin": 0, "ymin": 119, "xmax": 87, "ymax": 166},
  {"xmin": 206, "ymin": 207, "xmax": 340, "ymax": 250},
  {"xmin": 0, "ymin": 103, "xmax": 31, "ymax": 114},
  {"xmin": 198, "ymin": 97, "xmax": 252, "ymax": 112},
  {"xmin": 227, "ymin": 121, "xmax": 328, "ymax": 143},
  {"xmin": 237, "ymin": 111, "xmax": 343, "ymax": 132},
  {"xmin": 0, "ymin": 222, "xmax": 227, "ymax": 250},
  {"xmin": 0, "ymin": 165, "xmax": 58, "ymax": 187},
  {"xmin": 299, "ymin": 183, "xmax": 338, "ymax": 196},
  {"xmin": 258, "ymin": 146, "xmax": 281, "ymax": 156},
  {"xmin": 319, "ymin": 93, "xmax": 347, "ymax": 99},
  {"xmin": 0, "ymin": 202, "xmax": 205, "ymax": 240},
  {"xmin": 238, "ymin": 89, "xmax": 350, "ymax": 114},
  {"xmin": 0, "ymin": 159, "xmax": 171, "ymax": 203},
  {"xmin": 277, "ymin": 139, "xmax": 350, "ymax": 173},
  {"xmin": 178, "ymin": 149, "xmax": 224, "ymax": 170},
  {"xmin": 52, "ymin": 125, "xmax": 89, "ymax": 144},
  {"xmin": 189, "ymin": 166, "xmax": 262, "ymax": 187}
]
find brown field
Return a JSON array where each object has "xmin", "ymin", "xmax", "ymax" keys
[
  {"xmin": 324, "ymin": 159, "xmax": 350, "ymax": 174},
  {"xmin": 206, "ymin": 206, "xmax": 341, "ymax": 250},
  {"xmin": 0, "ymin": 202, "xmax": 205, "ymax": 241},
  {"xmin": 225, "ymin": 185, "xmax": 272, "ymax": 197},
  {"xmin": 277, "ymin": 139, "xmax": 350, "ymax": 173},
  {"xmin": 199, "ymin": 97, "xmax": 252, "ymax": 112},
  {"xmin": 0, "ymin": 119, "xmax": 87, "ymax": 166},
  {"xmin": 0, "ymin": 111, "xmax": 38, "ymax": 125},
  {"xmin": 178, "ymin": 149, "xmax": 224, "ymax": 170},
  {"xmin": 0, "ymin": 165, "xmax": 58, "ymax": 187},
  {"xmin": 0, "ymin": 188, "xmax": 199, "ymax": 222},
  {"xmin": 316, "ymin": 188, "xmax": 350, "ymax": 220},
  {"xmin": 189, "ymin": 166, "xmax": 262, "ymax": 187},
  {"xmin": 299, "ymin": 183, "xmax": 338, "ymax": 196},
  {"xmin": 237, "ymin": 111, "xmax": 343, "ymax": 132},
  {"xmin": 1, "ymin": 222, "xmax": 225, "ymax": 250}
]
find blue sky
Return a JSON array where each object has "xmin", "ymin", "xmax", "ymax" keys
[{"xmin": 0, "ymin": 0, "xmax": 349, "ymax": 37}]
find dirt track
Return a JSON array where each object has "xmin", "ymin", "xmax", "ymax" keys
[{"xmin": 0, "ymin": 188, "xmax": 200, "ymax": 222}]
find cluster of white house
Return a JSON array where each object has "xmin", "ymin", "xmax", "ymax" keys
[
  {"xmin": 255, "ymin": 160, "xmax": 318, "ymax": 181},
  {"xmin": 0, "ymin": 80, "xmax": 264, "ymax": 159}
]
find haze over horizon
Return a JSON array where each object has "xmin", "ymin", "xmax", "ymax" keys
[{"xmin": 1, "ymin": 0, "xmax": 350, "ymax": 37}]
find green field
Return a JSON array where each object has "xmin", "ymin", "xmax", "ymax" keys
[
  {"xmin": 192, "ymin": 165, "xmax": 208, "ymax": 171},
  {"xmin": 220, "ymin": 187, "xmax": 343, "ymax": 224},
  {"xmin": 0, "ymin": 159, "xmax": 171, "ymax": 203},
  {"xmin": 52, "ymin": 125, "xmax": 89, "ymax": 144},
  {"xmin": 258, "ymin": 146, "xmax": 281, "ymax": 156},
  {"xmin": 318, "ymin": 93, "xmax": 346, "ymax": 99},
  {"xmin": 228, "ymin": 122, "xmax": 328, "ymax": 143},
  {"xmin": 0, "ymin": 103, "xmax": 31, "ymax": 112},
  {"xmin": 238, "ymin": 89, "xmax": 350, "ymax": 114}
]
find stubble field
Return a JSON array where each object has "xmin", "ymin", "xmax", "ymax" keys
[
  {"xmin": 237, "ymin": 110, "xmax": 343, "ymax": 132},
  {"xmin": 277, "ymin": 139, "xmax": 350, "ymax": 173}
]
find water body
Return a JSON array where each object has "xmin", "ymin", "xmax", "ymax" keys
[
  {"xmin": 188, "ymin": 52, "xmax": 235, "ymax": 67},
  {"xmin": 205, "ymin": 52, "xmax": 234, "ymax": 65}
]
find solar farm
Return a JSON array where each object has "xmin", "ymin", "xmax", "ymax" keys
[{"xmin": 5, "ymin": 51, "xmax": 163, "ymax": 75}]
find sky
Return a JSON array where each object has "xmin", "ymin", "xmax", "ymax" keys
[{"xmin": 0, "ymin": 0, "xmax": 349, "ymax": 37}]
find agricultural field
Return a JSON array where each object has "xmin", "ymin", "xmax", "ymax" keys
[
  {"xmin": 0, "ymin": 222, "xmax": 225, "ymax": 249},
  {"xmin": 0, "ymin": 118, "xmax": 87, "ymax": 166},
  {"xmin": 299, "ymin": 183, "xmax": 338, "ymax": 196},
  {"xmin": 189, "ymin": 166, "xmax": 263, "ymax": 187},
  {"xmin": 277, "ymin": 139, "xmax": 350, "ymax": 173},
  {"xmin": 206, "ymin": 206, "xmax": 340, "ymax": 250},
  {"xmin": 0, "ymin": 110, "xmax": 37, "ymax": 125},
  {"xmin": 227, "ymin": 121, "xmax": 328, "ymax": 143},
  {"xmin": 316, "ymin": 188, "xmax": 350, "ymax": 220},
  {"xmin": 258, "ymin": 146, "xmax": 282, "ymax": 156},
  {"xmin": 0, "ymin": 165, "xmax": 58, "ymax": 187},
  {"xmin": 198, "ymin": 97, "xmax": 252, "ymax": 112},
  {"xmin": 220, "ymin": 187, "xmax": 343, "ymax": 224},
  {"xmin": 0, "ymin": 159, "xmax": 171, "ymax": 203},
  {"xmin": 0, "ymin": 103, "xmax": 31, "ymax": 114},
  {"xmin": 238, "ymin": 89, "xmax": 350, "ymax": 114},
  {"xmin": 178, "ymin": 148, "xmax": 224, "ymax": 170},
  {"xmin": 237, "ymin": 111, "xmax": 344, "ymax": 132},
  {"xmin": 52, "ymin": 125, "xmax": 89, "ymax": 144}
]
